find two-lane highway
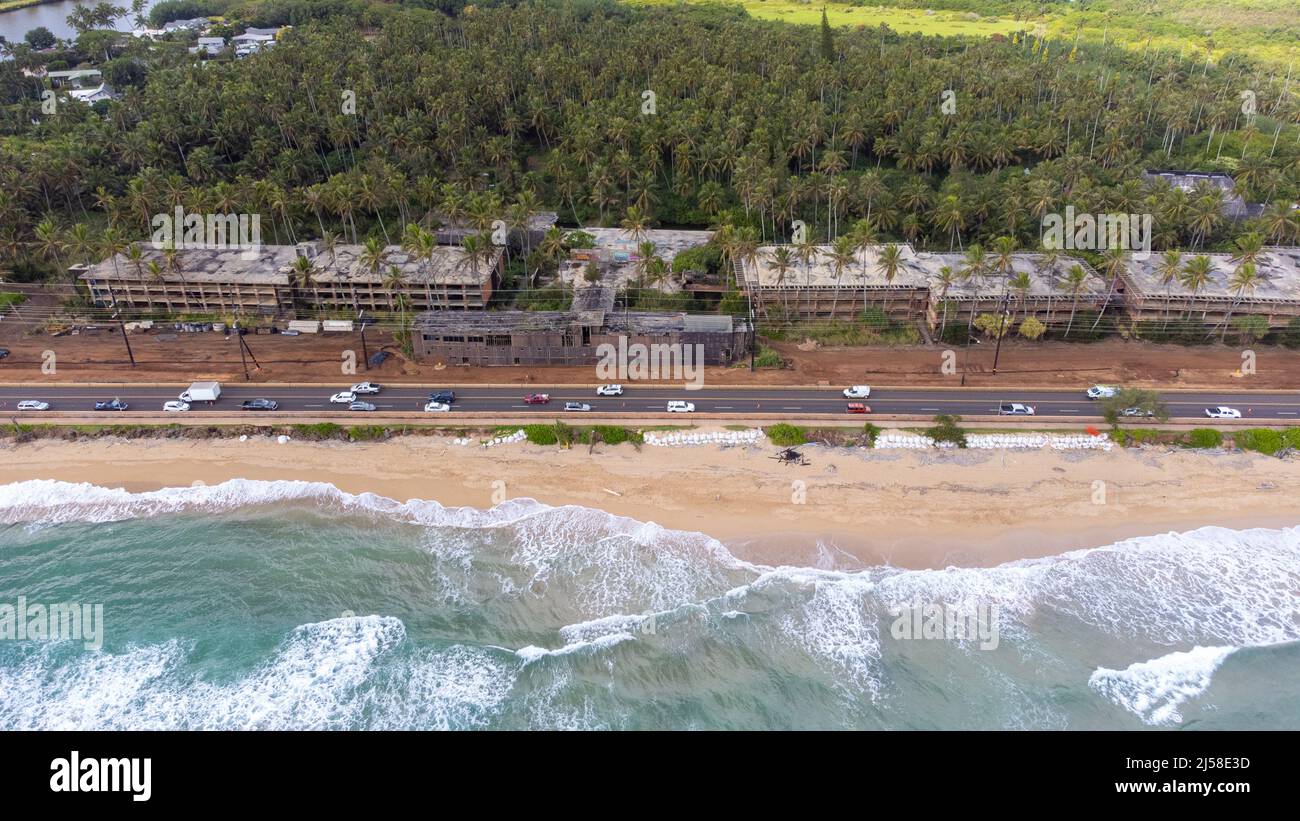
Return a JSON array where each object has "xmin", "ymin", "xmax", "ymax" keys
[{"xmin": 1, "ymin": 384, "xmax": 1299, "ymax": 419}]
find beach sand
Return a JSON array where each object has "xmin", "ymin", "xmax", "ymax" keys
[{"xmin": 4, "ymin": 432, "xmax": 1299, "ymax": 569}]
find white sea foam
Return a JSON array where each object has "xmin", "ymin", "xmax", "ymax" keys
[
  {"xmin": 0, "ymin": 616, "xmax": 517, "ymax": 730},
  {"xmin": 1089, "ymin": 646, "xmax": 1237, "ymax": 725}
]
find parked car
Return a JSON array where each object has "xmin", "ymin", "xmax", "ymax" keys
[
  {"xmin": 241, "ymin": 399, "xmax": 278, "ymax": 411},
  {"xmin": 1086, "ymin": 385, "xmax": 1119, "ymax": 399},
  {"xmin": 423, "ymin": 401, "xmax": 450, "ymax": 413},
  {"xmin": 94, "ymin": 399, "xmax": 129, "ymax": 411},
  {"xmin": 564, "ymin": 402, "xmax": 592, "ymax": 412},
  {"xmin": 349, "ymin": 401, "xmax": 376, "ymax": 412},
  {"xmin": 428, "ymin": 390, "xmax": 456, "ymax": 404},
  {"xmin": 16, "ymin": 400, "xmax": 49, "ymax": 411},
  {"xmin": 523, "ymin": 393, "xmax": 550, "ymax": 405},
  {"xmin": 666, "ymin": 401, "xmax": 696, "ymax": 413},
  {"xmin": 329, "ymin": 391, "xmax": 356, "ymax": 404},
  {"xmin": 350, "ymin": 382, "xmax": 381, "ymax": 394},
  {"xmin": 596, "ymin": 384, "xmax": 623, "ymax": 396},
  {"xmin": 846, "ymin": 403, "xmax": 871, "ymax": 414},
  {"xmin": 0, "ymin": 348, "xmax": 9, "ymax": 359},
  {"xmin": 163, "ymin": 401, "xmax": 191, "ymax": 412},
  {"xmin": 1205, "ymin": 406, "xmax": 1242, "ymax": 419},
  {"xmin": 1120, "ymin": 406, "xmax": 1153, "ymax": 417},
  {"xmin": 998, "ymin": 403, "xmax": 1035, "ymax": 415},
  {"xmin": 842, "ymin": 385, "xmax": 872, "ymax": 399}
]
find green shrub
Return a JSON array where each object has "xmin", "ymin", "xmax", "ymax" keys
[
  {"xmin": 925, "ymin": 414, "xmax": 967, "ymax": 447},
  {"xmin": 522, "ymin": 424, "xmax": 559, "ymax": 445},
  {"xmin": 347, "ymin": 425, "xmax": 390, "ymax": 441},
  {"xmin": 1282, "ymin": 428, "xmax": 1300, "ymax": 450},
  {"xmin": 753, "ymin": 346, "xmax": 784, "ymax": 368},
  {"xmin": 863, "ymin": 423, "xmax": 880, "ymax": 445},
  {"xmin": 292, "ymin": 423, "xmax": 345, "ymax": 440},
  {"xmin": 766, "ymin": 423, "xmax": 807, "ymax": 446},
  {"xmin": 1233, "ymin": 428, "xmax": 1283, "ymax": 455},
  {"xmin": 1186, "ymin": 428, "xmax": 1224, "ymax": 448}
]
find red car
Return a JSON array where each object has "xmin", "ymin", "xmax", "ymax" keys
[
  {"xmin": 846, "ymin": 403, "xmax": 871, "ymax": 414},
  {"xmin": 523, "ymin": 393, "xmax": 550, "ymax": 405}
]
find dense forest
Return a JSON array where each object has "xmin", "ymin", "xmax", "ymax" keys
[{"xmin": 0, "ymin": 0, "xmax": 1297, "ymax": 290}]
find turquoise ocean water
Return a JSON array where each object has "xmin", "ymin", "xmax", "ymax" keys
[{"xmin": 1, "ymin": 479, "xmax": 1297, "ymax": 730}]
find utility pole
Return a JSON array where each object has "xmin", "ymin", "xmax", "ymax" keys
[
  {"xmin": 236, "ymin": 324, "xmax": 250, "ymax": 381},
  {"xmin": 990, "ymin": 283, "xmax": 1012, "ymax": 374},
  {"xmin": 358, "ymin": 310, "xmax": 370, "ymax": 371},
  {"xmin": 112, "ymin": 307, "xmax": 136, "ymax": 367}
]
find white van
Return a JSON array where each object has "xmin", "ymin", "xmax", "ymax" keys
[{"xmin": 842, "ymin": 386, "xmax": 871, "ymax": 399}]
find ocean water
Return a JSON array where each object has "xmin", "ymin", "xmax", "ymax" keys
[{"xmin": 1, "ymin": 478, "xmax": 1297, "ymax": 730}]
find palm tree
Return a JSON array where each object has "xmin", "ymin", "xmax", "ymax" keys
[
  {"xmin": 381, "ymin": 264, "xmax": 407, "ymax": 311},
  {"xmin": 876, "ymin": 243, "xmax": 904, "ymax": 318},
  {"xmin": 620, "ymin": 205, "xmax": 650, "ymax": 245},
  {"xmin": 794, "ymin": 238, "xmax": 820, "ymax": 316},
  {"xmin": 1093, "ymin": 247, "xmax": 1127, "ymax": 330},
  {"xmin": 933, "ymin": 265, "xmax": 957, "ymax": 339},
  {"xmin": 1220, "ymin": 262, "xmax": 1260, "ymax": 341},
  {"xmin": 827, "ymin": 235, "xmax": 857, "ymax": 317},
  {"xmin": 1059, "ymin": 264, "xmax": 1090, "ymax": 339},
  {"xmin": 769, "ymin": 246, "xmax": 794, "ymax": 318},
  {"xmin": 1179, "ymin": 255, "xmax": 1214, "ymax": 324},
  {"xmin": 1155, "ymin": 249, "xmax": 1182, "ymax": 332},
  {"xmin": 292, "ymin": 254, "xmax": 320, "ymax": 309}
]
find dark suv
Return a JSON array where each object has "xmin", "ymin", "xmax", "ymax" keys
[
  {"xmin": 94, "ymin": 399, "xmax": 129, "ymax": 411},
  {"xmin": 241, "ymin": 399, "xmax": 278, "ymax": 411},
  {"xmin": 428, "ymin": 390, "xmax": 456, "ymax": 404}
]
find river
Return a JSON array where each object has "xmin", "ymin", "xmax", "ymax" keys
[{"xmin": 0, "ymin": 0, "xmax": 160, "ymax": 44}]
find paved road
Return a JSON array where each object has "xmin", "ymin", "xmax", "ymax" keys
[{"xmin": 0, "ymin": 384, "xmax": 1298, "ymax": 420}]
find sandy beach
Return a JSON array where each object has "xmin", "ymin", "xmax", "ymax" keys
[{"xmin": 4, "ymin": 432, "xmax": 1299, "ymax": 569}]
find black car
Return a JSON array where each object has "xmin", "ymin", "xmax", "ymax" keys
[
  {"xmin": 241, "ymin": 399, "xmax": 278, "ymax": 411},
  {"xmin": 94, "ymin": 399, "xmax": 129, "ymax": 411},
  {"xmin": 428, "ymin": 390, "xmax": 456, "ymax": 404},
  {"xmin": 0, "ymin": 348, "xmax": 9, "ymax": 359}
]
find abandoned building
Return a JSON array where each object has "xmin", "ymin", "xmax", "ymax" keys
[{"xmin": 413, "ymin": 309, "xmax": 750, "ymax": 367}]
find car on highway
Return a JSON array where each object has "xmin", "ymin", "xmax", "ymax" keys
[
  {"xmin": 1120, "ymin": 407, "xmax": 1153, "ymax": 417},
  {"xmin": 350, "ymin": 382, "xmax": 382, "ymax": 394},
  {"xmin": 596, "ymin": 384, "xmax": 623, "ymax": 396},
  {"xmin": 998, "ymin": 403, "xmax": 1035, "ymax": 415},
  {"xmin": 523, "ymin": 393, "xmax": 550, "ymax": 405},
  {"xmin": 428, "ymin": 390, "xmax": 456, "ymax": 404},
  {"xmin": 329, "ymin": 391, "xmax": 356, "ymax": 404},
  {"xmin": 241, "ymin": 399, "xmax": 278, "ymax": 411},
  {"xmin": 16, "ymin": 400, "xmax": 49, "ymax": 411},
  {"xmin": 163, "ymin": 401, "xmax": 191, "ymax": 412},
  {"xmin": 1086, "ymin": 385, "xmax": 1119, "ymax": 399},
  {"xmin": 349, "ymin": 401, "xmax": 376, "ymax": 412},
  {"xmin": 94, "ymin": 399, "xmax": 129, "ymax": 411},
  {"xmin": 1205, "ymin": 406, "xmax": 1242, "ymax": 419},
  {"xmin": 666, "ymin": 401, "xmax": 696, "ymax": 413},
  {"xmin": 423, "ymin": 401, "xmax": 451, "ymax": 413},
  {"xmin": 845, "ymin": 403, "xmax": 871, "ymax": 414},
  {"xmin": 564, "ymin": 402, "xmax": 592, "ymax": 412},
  {"xmin": 842, "ymin": 385, "xmax": 872, "ymax": 399}
]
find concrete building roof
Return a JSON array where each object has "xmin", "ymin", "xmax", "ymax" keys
[
  {"xmin": 80, "ymin": 242, "xmax": 501, "ymax": 287},
  {"xmin": 1122, "ymin": 247, "xmax": 1300, "ymax": 303},
  {"xmin": 578, "ymin": 227, "xmax": 713, "ymax": 263},
  {"xmin": 909, "ymin": 251, "xmax": 1107, "ymax": 298},
  {"xmin": 414, "ymin": 309, "xmax": 746, "ymax": 334}
]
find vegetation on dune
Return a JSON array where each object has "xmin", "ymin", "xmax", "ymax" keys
[{"xmin": 765, "ymin": 423, "xmax": 807, "ymax": 446}]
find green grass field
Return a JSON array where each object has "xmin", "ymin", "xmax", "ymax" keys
[{"xmin": 634, "ymin": 0, "xmax": 1026, "ymax": 37}]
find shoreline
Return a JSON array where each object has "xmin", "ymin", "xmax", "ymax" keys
[{"xmin": 3, "ymin": 433, "xmax": 1299, "ymax": 570}]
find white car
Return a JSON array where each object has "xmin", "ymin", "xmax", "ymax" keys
[
  {"xmin": 998, "ymin": 403, "xmax": 1035, "ymax": 416},
  {"xmin": 163, "ymin": 401, "xmax": 191, "ymax": 412},
  {"xmin": 596, "ymin": 384, "xmax": 623, "ymax": 396},
  {"xmin": 349, "ymin": 401, "xmax": 376, "ymax": 412},
  {"xmin": 564, "ymin": 402, "xmax": 592, "ymax": 412},
  {"xmin": 329, "ymin": 391, "xmax": 356, "ymax": 404},
  {"xmin": 16, "ymin": 400, "xmax": 49, "ymax": 411},
  {"xmin": 1086, "ymin": 385, "xmax": 1119, "ymax": 399},
  {"xmin": 666, "ymin": 401, "xmax": 695, "ymax": 413},
  {"xmin": 1205, "ymin": 406, "xmax": 1242, "ymax": 419},
  {"xmin": 350, "ymin": 382, "xmax": 381, "ymax": 394},
  {"xmin": 423, "ymin": 401, "xmax": 450, "ymax": 413},
  {"xmin": 842, "ymin": 386, "xmax": 872, "ymax": 399}
]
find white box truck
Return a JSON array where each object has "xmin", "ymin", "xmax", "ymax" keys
[{"xmin": 180, "ymin": 381, "xmax": 221, "ymax": 403}]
